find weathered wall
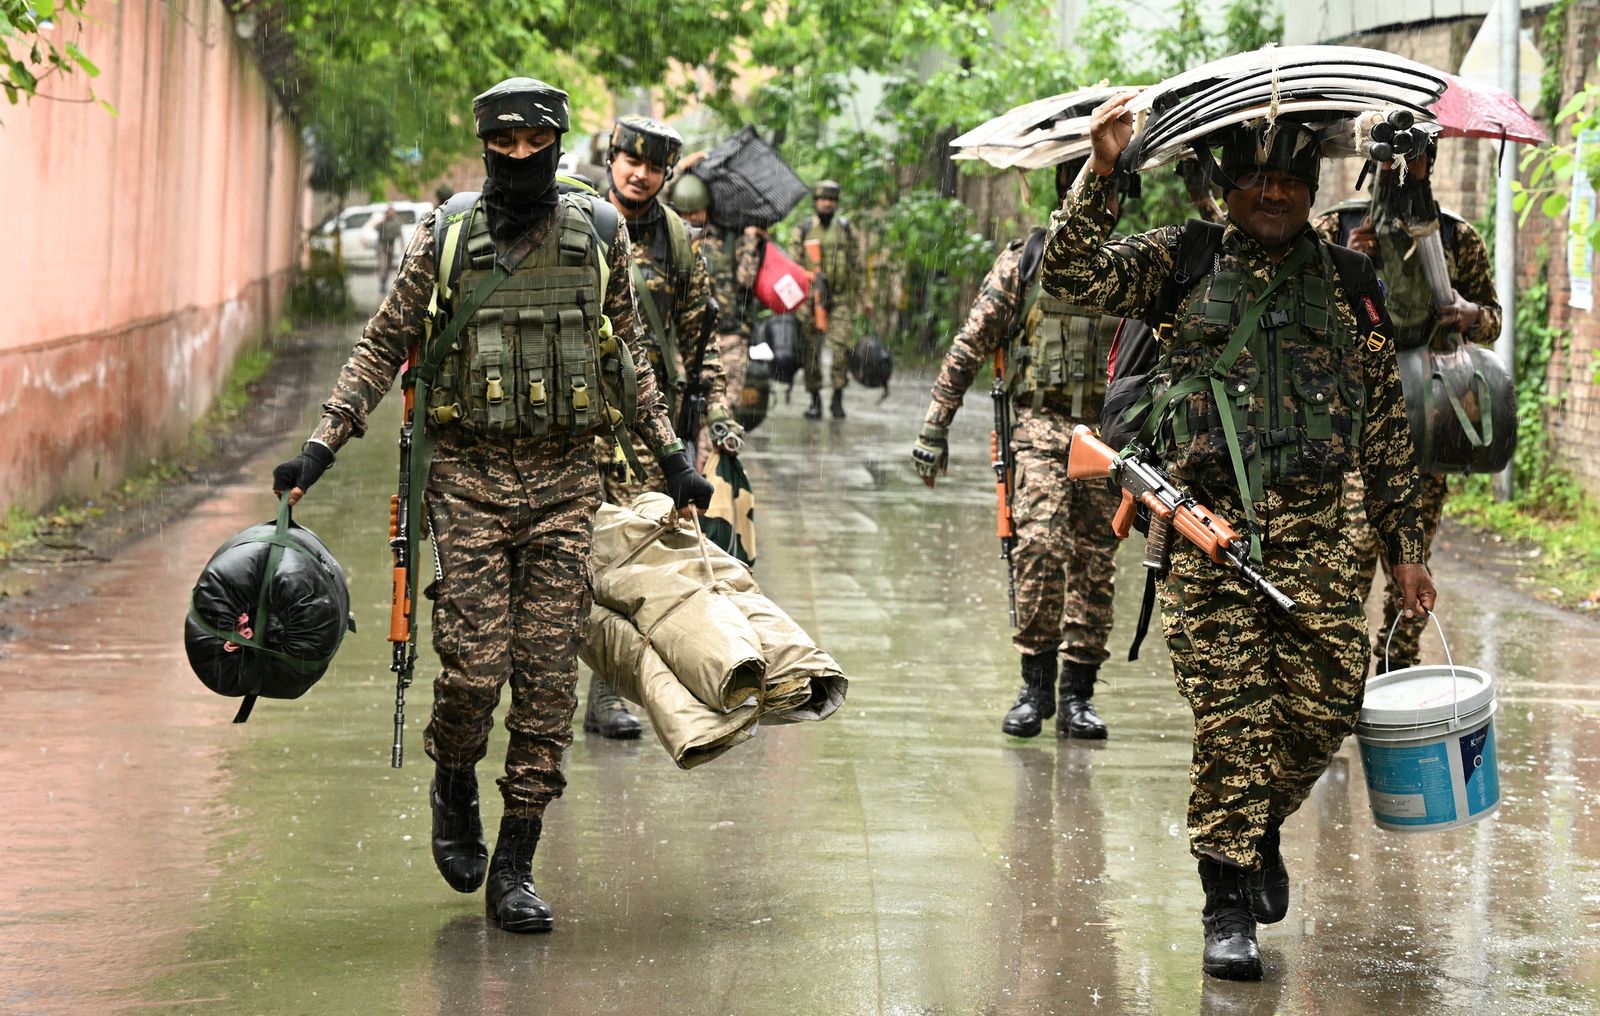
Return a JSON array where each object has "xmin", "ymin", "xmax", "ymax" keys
[
  {"xmin": 0, "ymin": 0, "xmax": 304, "ymax": 516},
  {"xmin": 1540, "ymin": 1, "xmax": 1600, "ymax": 495}
]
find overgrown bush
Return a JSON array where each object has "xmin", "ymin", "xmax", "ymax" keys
[{"xmin": 288, "ymin": 249, "xmax": 355, "ymax": 321}]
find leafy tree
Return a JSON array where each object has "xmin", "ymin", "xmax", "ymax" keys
[{"xmin": 0, "ymin": 0, "xmax": 106, "ymax": 118}]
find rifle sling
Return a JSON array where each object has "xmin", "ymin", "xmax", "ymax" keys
[
  {"xmin": 631, "ymin": 261, "xmax": 684, "ymax": 416},
  {"xmin": 401, "ymin": 222, "xmax": 518, "ymax": 652}
]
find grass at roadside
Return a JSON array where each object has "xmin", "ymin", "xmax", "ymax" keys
[
  {"xmin": 0, "ymin": 341, "xmax": 278, "ymax": 564},
  {"xmin": 1446, "ymin": 478, "xmax": 1600, "ymax": 612}
]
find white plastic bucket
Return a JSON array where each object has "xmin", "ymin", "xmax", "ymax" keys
[{"xmin": 1354, "ymin": 614, "xmax": 1500, "ymax": 833}]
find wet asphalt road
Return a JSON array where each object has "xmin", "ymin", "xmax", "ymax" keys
[{"xmin": 3, "ymin": 272, "xmax": 1600, "ymax": 1014}]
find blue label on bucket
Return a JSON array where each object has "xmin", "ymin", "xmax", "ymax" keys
[
  {"xmin": 1460, "ymin": 723, "xmax": 1499, "ymax": 816},
  {"xmin": 1358, "ymin": 739, "xmax": 1457, "ymax": 825}
]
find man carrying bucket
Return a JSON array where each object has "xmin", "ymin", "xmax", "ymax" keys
[{"xmin": 1042, "ymin": 93, "xmax": 1438, "ymax": 981}]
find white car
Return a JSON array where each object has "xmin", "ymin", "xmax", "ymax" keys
[{"xmin": 311, "ymin": 201, "xmax": 433, "ymax": 269}]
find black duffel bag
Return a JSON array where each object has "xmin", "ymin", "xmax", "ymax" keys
[
  {"xmin": 848, "ymin": 332, "xmax": 893, "ymax": 398},
  {"xmin": 1397, "ymin": 339, "xmax": 1517, "ymax": 474},
  {"xmin": 737, "ymin": 355, "xmax": 773, "ymax": 433},
  {"xmin": 185, "ymin": 494, "xmax": 354, "ymax": 723},
  {"xmin": 760, "ymin": 313, "xmax": 803, "ymax": 385}
]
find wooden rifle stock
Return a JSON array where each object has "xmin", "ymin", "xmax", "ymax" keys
[{"xmin": 1066, "ymin": 426, "xmax": 1119, "ymax": 482}]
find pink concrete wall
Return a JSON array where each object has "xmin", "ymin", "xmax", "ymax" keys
[{"xmin": 0, "ymin": 0, "xmax": 304, "ymax": 515}]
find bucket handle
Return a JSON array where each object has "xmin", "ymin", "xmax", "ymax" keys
[{"xmin": 1383, "ymin": 610, "xmax": 1461, "ymax": 725}]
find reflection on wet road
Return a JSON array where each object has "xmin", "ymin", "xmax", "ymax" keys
[{"xmin": 3, "ymin": 282, "xmax": 1600, "ymax": 1014}]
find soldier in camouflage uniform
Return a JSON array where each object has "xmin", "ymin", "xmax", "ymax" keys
[
  {"xmin": 669, "ymin": 168, "xmax": 764, "ymax": 420},
  {"xmin": 796, "ymin": 180, "xmax": 869, "ymax": 420},
  {"xmin": 911, "ymin": 158, "xmax": 1120, "ymax": 742},
  {"xmin": 272, "ymin": 79, "xmax": 713, "ymax": 934},
  {"xmin": 1312, "ymin": 144, "xmax": 1499, "ymax": 672},
  {"xmin": 588, "ymin": 115, "xmax": 744, "ymax": 738},
  {"xmin": 1042, "ymin": 93, "xmax": 1436, "ymax": 980}
]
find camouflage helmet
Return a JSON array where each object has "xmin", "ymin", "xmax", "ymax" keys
[
  {"xmin": 813, "ymin": 179, "xmax": 842, "ymax": 201},
  {"xmin": 471, "ymin": 77, "xmax": 569, "ymax": 137},
  {"xmin": 1216, "ymin": 120, "xmax": 1322, "ymax": 193},
  {"xmin": 610, "ymin": 115, "xmax": 683, "ymax": 168},
  {"xmin": 669, "ymin": 172, "xmax": 711, "ymax": 214}
]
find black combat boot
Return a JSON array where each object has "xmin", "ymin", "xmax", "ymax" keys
[
  {"xmin": 804, "ymin": 391, "xmax": 823, "ymax": 419},
  {"xmin": 485, "ymin": 816, "xmax": 554, "ymax": 933},
  {"xmin": 430, "ymin": 764, "xmax": 488, "ymax": 893},
  {"xmin": 830, "ymin": 388, "xmax": 846, "ymax": 419},
  {"xmin": 1198, "ymin": 856, "xmax": 1264, "ymax": 981},
  {"xmin": 1001, "ymin": 653, "xmax": 1057, "ymax": 738},
  {"xmin": 583, "ymin": 673, "xmax": 642, "ymax": 740},
  {"xmin": 1057, "ymin": 661, "xmax": 1108, "ymax": 739},
  {"xmin": 1250, "ymin": 818, "xmax": 1290, "ymax": 924}
]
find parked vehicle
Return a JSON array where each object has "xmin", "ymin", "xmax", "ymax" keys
[{"xmin": 310, "ymin": 201, "xmax": 432, "ymax": 269}]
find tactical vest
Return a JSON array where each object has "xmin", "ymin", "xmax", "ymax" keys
[
  {"xmin": 426, "ymin": 195, "xmax": 638, "ymax": 438},
  {"xmin": 1150, "ymin": 243, "xmax": 1368, "ymax": 494},
  {"xmin": 629, "ymin": 206, "xmax": 695, "ymax": 412},
  {"xmin": 800, "ymin": 214, "xmax": 855, "ymax": 289},
  {"xmin": 1007, "ymin": 285, "xmax": 1115, "ymax": 420}
]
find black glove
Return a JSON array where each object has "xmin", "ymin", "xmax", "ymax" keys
[
  {"xmin": 272, "ymin": 441, "xmax": 334, "ymax": 498},
  {"xmin": 659, "ymin": 449, "xmax": 713, "ymax": 511}
]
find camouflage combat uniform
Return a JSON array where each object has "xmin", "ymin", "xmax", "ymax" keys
[
  {"xmin": 1042, "ymin": 169, "xmax": 1424, "ymax": 868},
  {"xmin": 312, "ymin": 203, "xmax": 677, "ymax": 820},
  {"xmin": 1313, "ymin": 204, "xmax": 1500, "ymax": 669},
  {"xmin": 698, "ymin": 223, "xmax": 763, "ymax": 417},
  {"xmin": 923, "ymin": 235, "xmax": 1119, "ymax": 666},
  {"xmin": 796, "ymin": 212, "xmax": 863, "ymax": 393},
  {"xmin": 597, "ymin": 201, "xmax": 725, "ymax": 504}
]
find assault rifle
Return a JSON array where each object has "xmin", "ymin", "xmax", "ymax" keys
[
  {"xmin": 1066, "ymin": 425, "xmax": 1295, "ymax": 615},
  {"xmin": 387, "ymin": 347, "xmax": 421, "ymax": 768},
  {"xmin": 992, "ymin": 348, "xmax": 1018, "ymax": 627},
  {"xmin": 676, "ymin": 293, "xmax": 721, "ymax": 442}
]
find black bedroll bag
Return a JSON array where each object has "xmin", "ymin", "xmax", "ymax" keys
[
  {"xmin": 1398, "ymin": 339, "xmax": 1517, "ymax": 474},
  {"xmin": 849, "ymin": 333, "xmax": 893, "ymax": 395},
  {"xmin": 762, "ymin": 313, "xmax": 803, "ymax": 385},
  {"xmin": 185, "ymin": 494, "xmax": 354, "ymax": 723},
  {"xmin": 697, "ymin": 126, "xmax": 809, "ymax": 231}
]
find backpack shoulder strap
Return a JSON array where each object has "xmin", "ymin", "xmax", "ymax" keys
[
  {"xmin": 1326, "ymin": 242, "xmax": 1385, "ymax": 341},
  {"xmin": 1010, "ymin": 227, "xmax": 1049, "ymax": 340},
  {"xmin": 661, "ymin": 205, "xmax": 694, "ymax": 284},
  {"xmin": 1152, "ymin": 219, "xmax": 1224, "ymax": 332},
  {"xmin": 432, "ymin": 192, "xmax": 481, "ymax": 307}
]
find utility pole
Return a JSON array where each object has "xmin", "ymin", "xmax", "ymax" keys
[{"xmin": 1493, "ymin": 0, "xmax": 1521, "ymax": 502}]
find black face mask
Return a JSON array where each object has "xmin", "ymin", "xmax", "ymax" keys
[
  {"xmin": 816, "ymin": 210, "xmax": 834, "ymax": 229},
  {"xmin": 481, "ymin": 145, "xmax": 560, "ymax": 242}
]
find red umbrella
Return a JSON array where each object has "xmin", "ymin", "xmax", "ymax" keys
[{"xmin": 1430, "ymin": 72, "xmax": 1549, "ymax": 144}]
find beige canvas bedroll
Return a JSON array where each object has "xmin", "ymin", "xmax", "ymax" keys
[{"xmin": 580, "ymin": 493, "xmax": 847, "ymax": 768}]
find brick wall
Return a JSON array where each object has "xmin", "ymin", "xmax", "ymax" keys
[{"xmin": 1543, "ymin": 1, "xmax": 1600, "ymax": 496}]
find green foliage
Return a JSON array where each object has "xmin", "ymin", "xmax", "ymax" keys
[
  {"xmin": 289, "ymin": 249, "xmax": 356, "ymax": 321},
  {"xmin": 1512, "ymin": 49, "xmax": 1600, "ymax": 249},
  {"xmin": 1453, "ymin": 257, "xmax": 1583, "ymax": 516},
  {"xmin": 268, "ymin": 0, "xmax": 759, "ymax": 199},
  {"xmin": 715, "ymin": 0, "xmax": 1280, "ymax": 361},
  {"xmin": 0, "ymin": 0, "xmax": 111, "ymax": 118},
  {"xmin": 1538, "ymin": 0, "xmax": 1575, "ymax": 119},
  {"xmin": 876, "ymin": 192, "xmax": 998, "ymax": 353}
]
